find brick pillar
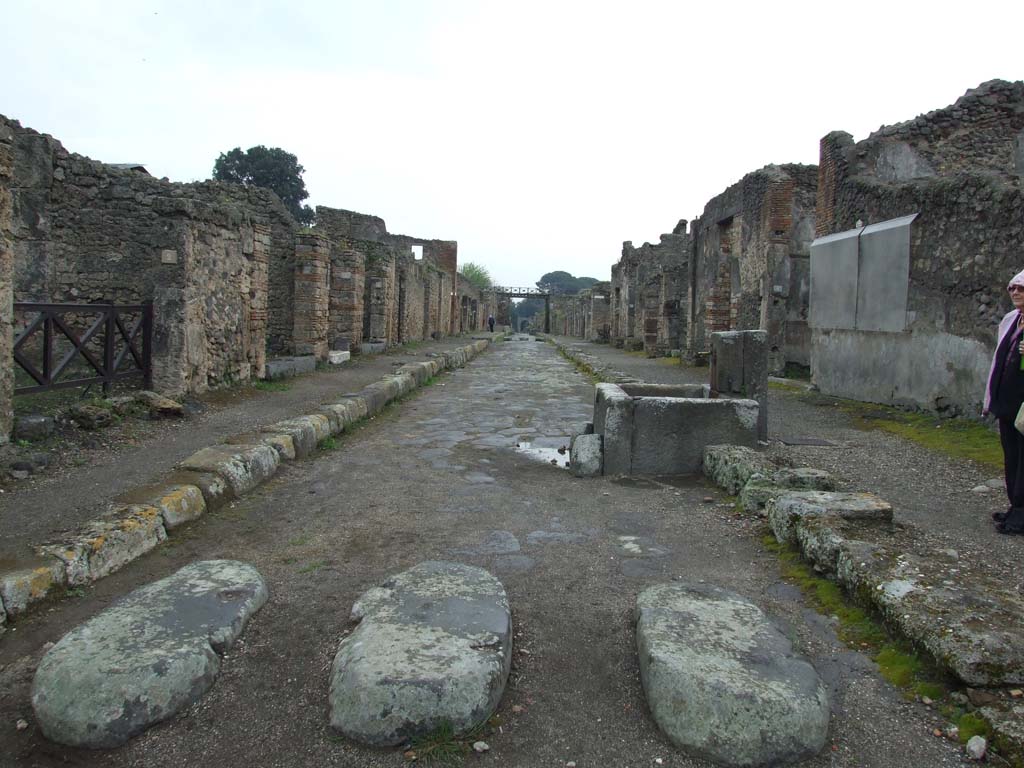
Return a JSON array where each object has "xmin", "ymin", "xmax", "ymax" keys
[
  {"xmin": 815, "ymin": 131, "xmax": 854, "ymax": 237},
  {"xmin": 248, "ymin": 223, "xmax": 270, "ymax": 379},
  {"xmin": 292, "ymin": 233, "xmax": 330, "ymax": 359},
  {"xmin": 0, "ymin": 122, "xmax": 14, "ymax": 443},
  {"xmin": 329, "ymin": 248, "xmax": 365, "ymax": 348}
]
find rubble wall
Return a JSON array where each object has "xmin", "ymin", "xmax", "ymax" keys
[
  {"xmin": 812, "ymin": 79, "xmax": 1024, "ymax": 413},
  {"xmin": 0, "ymin": 121, "xmax": 13, "ymax": 443}
]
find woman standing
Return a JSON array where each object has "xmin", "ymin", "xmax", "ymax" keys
[{"xmin": 984, "ymin": 269, "xmax": 1024, "ymax": 535}]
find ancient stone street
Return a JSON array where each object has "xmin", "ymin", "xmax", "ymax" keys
[{"xmin": 0, "ymin": 340, "xmax": 966, "ymax": 766}]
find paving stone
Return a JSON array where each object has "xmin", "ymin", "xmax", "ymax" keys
[
  {"xmin": 739, "ymin": 468, "xmax": 837, "ymax": 514},
  {"xmin": 768, "ymin": 490, "xmax": 892, "ymax": 544},
  {"xmin": 178, "ymin": 443, "xmax": 279, "ymax": 496},
  {"xmin": 569, "ymin": 433, "xmax": 602, "ymax": 477},
  {"xmin": 636, "ymin": 583, "xmax": 829, "ymax": 767},
  {"xmin": 329, "ymin": 561, "xmax": 512, "ymax": 746},
  {"xmin": 702, "ymin": 444, "xmax": 777, "ymax": 495},
  {"xmin": 32, "ymin": 560, "xmax": 267, "ymax": 748}
]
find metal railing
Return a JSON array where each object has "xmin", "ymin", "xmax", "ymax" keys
[{"xmin": 13, "ymin": 302, "xmax": 153, "ymax": 395}]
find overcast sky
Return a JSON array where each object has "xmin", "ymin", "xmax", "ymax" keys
[{"xmin": 6, "ymin": 1, "xmax": 1023, "ymax": 287}]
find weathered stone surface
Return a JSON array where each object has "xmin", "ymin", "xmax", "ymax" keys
[
  {"xmin": 570, "ymin": 434, "xmax": 602, "ymax": 477},
  {"xmin": 328, "ymin": 350, "xmax": 350, "ymax": 365},
  {"xmin": 795, "ymin": 515, "xmax": 1024, "ymax": 686},
  {"xmin": 178, "ymin": 443, "xmax": 279, "ymax": 496},
  {"xmin": 145, "ymin": 484, "xmax": 207, "ymax": 530},
  {"xmin": 330, "ymin": 561, "xmax": 512, "ymax": 746},
  {"xmin": 636, "ymin": 583, "xmax": 829, "ymax": 767},
  {"xmin": 32, "ymin": 560, "xmax": 267, "ymax": 748},
  {"xmin": 702, "ymin": 444, "xmax": 777, "ymax": 495},
  {"xmin": 0, "ymin": 557, "xmax": 67, "ymax": 617},
  {"xmin": 768, "ymin": 490, "xmax": 892, "ymax": 544},
  {"xmin": 739, "ymin": 468, "xmax": 837, "ymax": 514},
  {"xmin": 13, "ymin": 414, "xmax": 54, "ymax": 441},
  {"xmin": 68, "ymin": 403, "xmax": 113, "ymax": 430},
  {"xmin": 134, "ymin": 390, "xmax": 184, "ymax": 418},
  {"xmin": 261, "ymin": 416, "xmax": 329, "ymax": 458},
  {"xmin": 167, "ymin": 470, "xmax": 234, "ymax": 511},
  {"xmin": 37, "ymin": 506, "xmax": 168, "ymax": 586},
  {"xmin": 264, "ymin": 355, "xmax": 316, "ymax": 380}
]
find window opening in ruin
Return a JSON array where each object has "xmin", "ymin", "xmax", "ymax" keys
[{"xmin": 411, "ymin": 245, "xmax": 423, "ymax": 260}]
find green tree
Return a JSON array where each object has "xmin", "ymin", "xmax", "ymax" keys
[
  {"xmin": 536, "ymin": 271, "xmax": 599, "ymax": 295},
  {"xmin": 459, "ymin": 261, "xmax": 492, "ymax": 290},
  {"xmin": 212, "ymin": 146, "xmax": 315, "ymax": 224}
]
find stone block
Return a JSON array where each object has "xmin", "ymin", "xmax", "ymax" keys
[
  {"xmin": 768, "ymin": 491, "xmax": 892, "ymax": 545},
  {"xmin": 330, "ymin": 562, "xmax": 511, "ymax": 746},
  {"xmin": 702, "ymin": 444, "xmax": 777, "ymax": 495},
  {"xmin": 32, "ymin": 560, "xmax": 267, "ymax": 748},
  {"xmin": 630, "ymin": 398, "xmax": 758, "ymax": 475},
  {"xmin": 178, "ymin": 444, "xmax": 279, "ymax": 496},
  {"xmin": 165, "ymin": 470, "xmax": 234, "ymax": 511},
  {"xmin": 37, "ymin": 506, "xmax": 168, "ymax": 586},
  {"xmin": 360, "ymin": 341, "xmax": 386, "ymax": 355},
  {"xmin": 264, "ymin": 355, "xmax": 316, "ymax": 380},
  {"xmin": 13, "ymin": 414, "xmax": 54, "ymax": 442},
  {"xmin": 321, "ymin": 401, "xmax": 361, "ymax": 433},
  {"xmin": 0, "ymin": 558, "xmax": 67, "ymax": 618},
  {"xmin": 328, "ymin": 350, "xmax": 350, "ymax": 365},
  {"xmin": 260, "ymin": 417, "xmax": 327, "ymax": 458},
  {"xmin": 145, "ymin": 484, "xmax": 207, "ymax": 530},
  {"xmin": 636, "ymin": 583, "xmax": 829, "ymax": 766},
  {"xmin": 570, "ymin": 434, "xmax": 603, "ymax": 477},
  {"xmin": 338, "ymin": 395, "xmax": 369, "ymax": 421},
  {"xmin": 739, "ymin": 468, "xmax": 837, "ymax": 514}
]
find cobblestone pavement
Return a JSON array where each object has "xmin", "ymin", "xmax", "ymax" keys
[
  {"xmin": 554, "ymin": 337, "xmax": 1021, "ymax": 576},
  {"xmin": 0, "ymin": 337, "xmax": 964, "ymax": 767}
]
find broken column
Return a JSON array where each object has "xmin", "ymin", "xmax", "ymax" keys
[
  {"xmin": 292, "ymin": 232, "xmax": 330, "ymax": 360},
  {"xmin": 710, "ymin": 330, "xmax": 768, "ymax": 441}
]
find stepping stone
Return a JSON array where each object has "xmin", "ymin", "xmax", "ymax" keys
[
  {"xmin": 636, "ymin": 583, "xmax": 829, "ymax": 767},
  {"xmin": 330, "ymin": 561, "xmax": 511, "ymax": 746},
  {"xmin": 32, "ymin": 560, "xmax": 267, "ymax": 748}
]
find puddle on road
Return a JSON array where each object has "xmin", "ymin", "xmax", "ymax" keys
[{"xmin": 514, "ymin": 439, "xmax": 571, "ymax": 469}]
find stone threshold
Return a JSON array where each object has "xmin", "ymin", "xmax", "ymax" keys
[{"xmin": 0, "ymin": 341, "xmax": 491, "ymax": 638}]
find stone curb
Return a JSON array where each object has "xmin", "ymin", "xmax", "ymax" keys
[
  {"xmin": 0, "ymin": 340, "xmax": 490, "ymax": 638},
  {"xmin": 703, "ymin": 443, "xmax": 1024, "ymax": 756}
]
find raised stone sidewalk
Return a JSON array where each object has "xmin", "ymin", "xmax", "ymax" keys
[
  {"xmin": 0, "ymin": 340, "xmax": 489, "ymax": 636},
  {"xmin": 703, "ymin": 443, "xmax": 1024, "ymax": 758}
]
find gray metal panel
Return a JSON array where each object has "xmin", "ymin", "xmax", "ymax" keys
[
  {"xmin": 856, "ymin": 214, "xmax": 916, "ymax": 332},
  {"xmin": 809, "ymin": 226, "xmax": 863, "ymax": 330}
]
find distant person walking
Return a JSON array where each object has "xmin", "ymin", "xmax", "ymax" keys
[
  {"xmin": 984, "ymin": 268, "xmax": 1024, "ymax": 535},
  {"xmin": 488, "ymin": 314, "xmax": 495, "ymax": 333}
]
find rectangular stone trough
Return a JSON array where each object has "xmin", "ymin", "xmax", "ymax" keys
[{"xmin": 591, "ymin": 382, "xmax": 759, "ymax": 476}]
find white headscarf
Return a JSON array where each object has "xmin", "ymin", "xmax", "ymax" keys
[{"xmin": 1008, "ymin": 269, "xmax": 1024, "ymax": 290}]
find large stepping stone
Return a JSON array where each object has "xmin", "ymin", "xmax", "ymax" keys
[
  {"xmin": 32, "ymin": 560, "xmax": 267, "ymax": 748},
  {"xmin": 330, "ymin": 561, "xmax": 511, "ymax": 746},
  {"xmin": 768, "ymin": 490, "xmax": 892, "ymax": 544},
  {"xmin": 636, "ymin": 583, "xmax": 829, "ymax": 767}
]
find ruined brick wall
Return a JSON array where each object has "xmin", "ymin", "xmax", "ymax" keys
[
  {"xmin": 589, "ymin": 281, "xmax": 611, "ymax": 342},
  {"xmin": 4, "ymin": 114, "xmax": 296, "ymax": 394},
  {"xmin": 328, "ymin": 247, "xmax": 365, "ymax": 348},
  {"xmin": 689, "ymin": 164, "xmax": 817, "ymax": 372},
  {"xmin": 292, "ymin": 233, "xmax": 330, "ymax": 359},
  {"xmin": 0, "ymin": 121, "xmax": 13, "ymax": 441},
  {"xmin": 610, "ymin": 222, "xmax": 689, "ymax": 355}
]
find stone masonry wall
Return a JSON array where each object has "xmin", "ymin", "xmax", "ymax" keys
[
  {"xmin": 0, "ymin": 121, "xmax": 13, "ymax": 443},
  {"xmin": 328, "ymin": 247, "xmax": 365, "ymax": 348},
  {"xmin": 4, "ymin": 114, "xmax": 297, "ymax": 395}
]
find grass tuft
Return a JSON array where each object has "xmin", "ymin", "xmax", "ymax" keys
[
  {"xmin": 318, "ymin": 436, "xmax": 338, "ymax": 451},
  {"xmin": 254, "ymin": 379, "xmax": 291, "ymax": 393}
]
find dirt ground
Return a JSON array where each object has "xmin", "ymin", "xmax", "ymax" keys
[{"xmin": 0, "ymin": 337, "xmax": 976, "ymax": 767}]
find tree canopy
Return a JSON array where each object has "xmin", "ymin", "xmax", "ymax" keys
[
  {"xmin": 212, "ymin": 146, "xmax": 315, "ymax": 224},
  {"xmin": 536, "ymin": 270, "xmax": 599, "ymax": 295},
  {"xmin": 459, "ymin": 261, "xmax": 492, "ymax": 290}
]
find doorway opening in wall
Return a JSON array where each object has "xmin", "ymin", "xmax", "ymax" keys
[{"xmin": 411, "ymin": 245, "xmax": 423, "ymax": 261}]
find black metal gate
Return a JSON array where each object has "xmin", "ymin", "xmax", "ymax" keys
[{"xmin": 13, "ymin": 302, "xmax": 153, "ymax": 395}]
